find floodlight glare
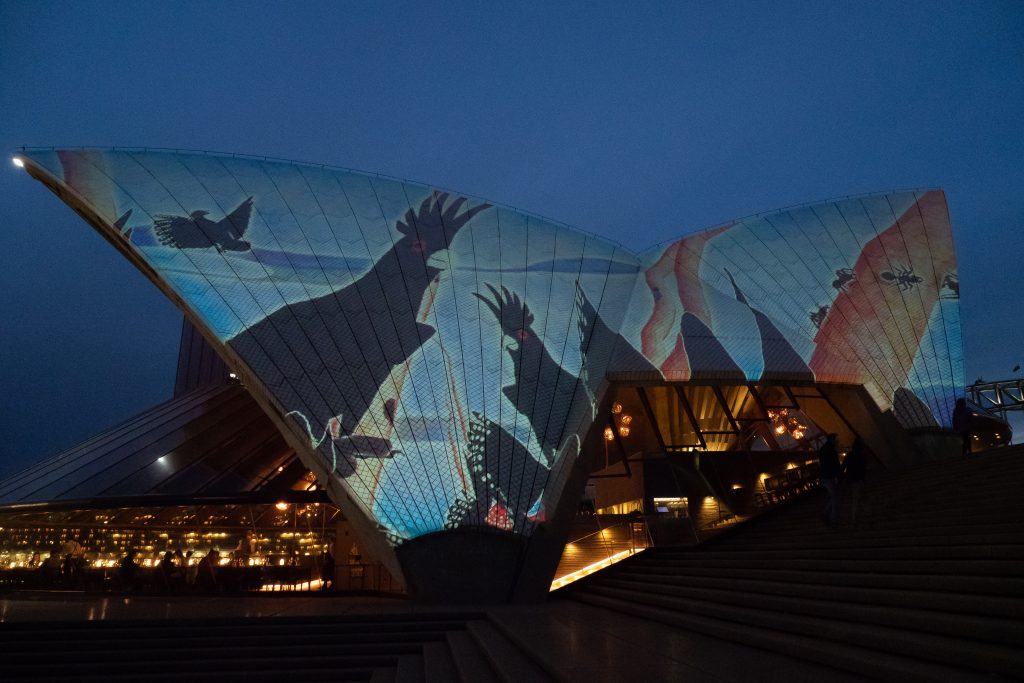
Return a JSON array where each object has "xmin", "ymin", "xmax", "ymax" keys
[{"xmin": 12, "ymin": 157, "xmax": 24, "ymax": 168}]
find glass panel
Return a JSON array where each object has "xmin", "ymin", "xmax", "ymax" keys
[
  {"xmin": 642, "ymin": 386, "xmax": 700, "ymax": 448},
  {"xmin": 756, "ymin": 384, "xmax": 796, "ymax": 408},
  {"xmin": 682, "ymin": 385, "xmax": 735, "ymax": 433}
]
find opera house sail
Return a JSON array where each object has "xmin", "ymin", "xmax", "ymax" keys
[{"xmin": 15, "ymin": 148, "xmax": 964, "ymax": 600}]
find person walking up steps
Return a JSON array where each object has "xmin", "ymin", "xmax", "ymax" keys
[
  {"xmin": 843, "ymin": 437, "xmax": 869, "ymax": 528},
  {"xmin": 819, "ymin": 433, "xmax": 841, "ymax": 526}
]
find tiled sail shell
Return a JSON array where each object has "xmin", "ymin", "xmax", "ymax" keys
[
  {"xmin": 20, "ymin": 148, "xmax": 963, "ymax": 576},
  {"xmin": 620, "ymin": 191, "xmax": 963, "ymax": 426},
  {"xmin": 19, "ymin": 149, "xmax": 639, "ymax": 557}
]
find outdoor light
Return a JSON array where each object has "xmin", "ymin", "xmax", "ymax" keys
[
  {"xmin": 620, "ymin": 414, "xmax": 632, "ymax": 426},
  {"xmin": 229, "ymin": 372, "xmax": 237, "ymax": 379},
  {"xmin": 11, "ymin": 157, "xmax": 24, "ymax": 168},
  {"xmin": 603, "ymin": 427, "xmax": 614, "ymax": 441},
  {"xmin": 275, "ymin": 502, "xmax": 288, "ymax": 511},
  {"xmin": 611, "ymin": 402, "xmax": 622, "ymax": 414},
  {"xmin": 618, "ymin": 426, "xmax": 630, "ymax": 437}
]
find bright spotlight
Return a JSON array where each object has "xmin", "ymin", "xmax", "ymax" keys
[{"xmin": 12, "ymin": 157, "xmax": 24, "ymax": 168}]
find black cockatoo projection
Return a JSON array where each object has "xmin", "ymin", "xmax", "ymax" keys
[
  {"xmin": 153, "ymin": 196, "xmax": 254, "ymax": 252},
  {"xmin": 229, "ymin": 192, "xmax": 491, "ymax": 476}
]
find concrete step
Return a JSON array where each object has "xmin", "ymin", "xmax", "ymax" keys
[
  {"xmin": 697, "ymin": 530, "xmax": 1024, "ymax": 554},
  {"xmin": 7, "ymin": 653, "xmax": 395, "ymax": 678},
  {"xmin": 591, "ymin": 576, "xmax": 1024, "ymax": 646},
  {"xmin": 579, "ymin": 584, "xmax": 1024, "ymax": 678},
  {"xmin": 642, "ymin": 543, "xmax": 1024, "ymax": 561},
  {"xmin": 626, "ymin": 556, "xmax": 1024, "ymax": 576},
  {"xmin": 0, "ymin": 613, "xmax": 479, "ymax": 682},
  {"xmin": 603, "ymin": 570, "xmax": 1024, "ymax": 616},
  {"xmin": 446, "ymin": 630, "xmax": 499, "ymax": 683},
  {"xmin": 569, "ymin": 591, "xmax": 995, "ymax": 683},
  {"xmin": 607, "ymin": 564, "xmax": 1024, "ymax": 597},
  {"xmin": 421, "ymin": 641, "xmax": 457, "ymax": 682},
  {"xmin": 736, "ymin": 503, "xmax": 1024, "ymax": 528},
  {"xmin": 0, "ymin": 630, "xmax": 448, "ymax": 654},
  {"xmin": 3, "ymin": 641, "xmax": 423, "ymax": 666},
  {"xmin": 394, "ymin": 654, "xmax": 423, "ymax": 683},
  {"xmin": 32, "ymin": 671, "xmax": 375, "ymax": 683},
  {"xmin": 466, "ymin": 620, "xmax": 550, "ymax": 683},
  {"xmin": 0, "ymin": 617, "xmax": 474, "ymax": 643}
]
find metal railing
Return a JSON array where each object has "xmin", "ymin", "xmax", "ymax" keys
[{"xmin": 551, "ymin": 516, "xmax": 651, "ymax": 590}]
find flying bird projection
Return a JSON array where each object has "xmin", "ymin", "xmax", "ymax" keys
[{"xmin": 153, "ymin": 196, "xmax": 254, "ymax": 252}]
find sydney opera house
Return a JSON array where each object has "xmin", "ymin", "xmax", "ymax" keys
[{"xmin": 1, "ymin": 148, "xmax": 998, "ymax": 601}]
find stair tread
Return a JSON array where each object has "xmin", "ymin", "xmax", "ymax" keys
[
  {"xmin": 422, "ymin": 641, "xmax": 456, "ymax": 682},
  {"xmin": 569, "ymin": 591, "xmax": 999, "ymax": 683},
  {"xmin": 590, "ymin": 576, "xmax": 1024, "ymax": 645},
  {"xmin": 466, "ymin": 620, "xmax": 548, "ymax": 683},
  {"xmin": 581, "ymin": 583, "xmax": 1024, "ymax": 676},
  {"xmin": 446, "ymin": 630, "xmax": 498, "ymax": 683}
]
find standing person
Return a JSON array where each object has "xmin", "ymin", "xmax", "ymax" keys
[
  {"xmin": 952, "ymin": 398, "xmax": 972, "ymax": 456},
  {"xmin": 234, "ymin": 530, "xmax": 256, "ymax": 566},
  {"xmin": 158, "ymin": 551, "xmax": 176, "ymax": 592},
  {"xmin": 172, "ymin": 549, "xmax": 186, "ymax": 590},
  {"xmin": 119, "ymin": 551, "xmax": 141, "ymax": 593},
  {"xmin": 843, "ymin": 437, "xmax": 869, "ymax": 528},
  {"xmin": 197, "ymin": 549, "xmax": 219, "ymax": 591},
  {"xmin": 818, "ymin": 433, "xmax": 841, "ymax": 526},
  {"xmin": 320, "ymin": 550, "xmax": 335, "ymax": 591},
  {"xmin": 61, "ymin": 537, "xmax": 82, "ymax": 584},
  {"xmin": 184, "ymin": 550, "xmax": 198, "ymax": 588}
]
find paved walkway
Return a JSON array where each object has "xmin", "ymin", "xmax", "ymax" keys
[{"xmin": 494, "ymin": 600, "xmax": 862, "ymax": 682}]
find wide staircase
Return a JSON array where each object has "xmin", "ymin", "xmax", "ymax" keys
[
  {"xmin": 0, "ymin": 610, "xmax": 549, "ymax": 682},
  {"xmin": 565, "ymin": 444, "xmax": 1024, "ymax": 681}
]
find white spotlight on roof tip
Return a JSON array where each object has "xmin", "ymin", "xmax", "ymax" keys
[{"xmin": 12, "ymin": 157, "xmax": 24, "ymax": 168}]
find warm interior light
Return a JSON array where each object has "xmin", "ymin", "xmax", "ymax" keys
[
  {"xmin": 611, "ymin": 402, "xmax": 622, "ymax": 414},
  {"xmin": 275, "ymin": 502, "xmax": 288, "ymax": 511},
  {"xmin": 620, "ymin": 414, "xmax": 632, "ymax": 426},
  {"xmin": 603, "ymin": 427, "xmax": 614, "ymax": 441},
  {"xmin": 731, "ymin": 483, "xmax": 742, "ymax": 490},
  {"xmin": 618, "ymin": 426, "xmax": 630, "ymax": 437},
  {"xmin": 549, "ymin": 547, "xmax": 643, "ymax": 591},
  {"xmin": 12, "ymin": 157, "xmax": 24, "ymax": 168}
]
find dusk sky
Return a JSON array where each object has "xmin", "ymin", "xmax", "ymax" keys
[{"xmin": 1, "ymin": 1, "xmax": 1022, "ymax": 476}]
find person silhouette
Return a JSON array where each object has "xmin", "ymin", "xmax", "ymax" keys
[
  {"xmin": 818, "ymin": 433, "xmax": 841, "ymax": 526},
  {"xmin": 952, "ymin": 398, "xmax": 972, "ymax": 456}
]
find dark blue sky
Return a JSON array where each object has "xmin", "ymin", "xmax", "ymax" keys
[{"xmin": 1, "ymin": 1, "xmax": 1022, "ymax": 475}]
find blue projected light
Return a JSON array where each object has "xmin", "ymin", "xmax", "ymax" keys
[{"xmin": 19, "ymin": 148, "xmax": 964, "ymax": 555}]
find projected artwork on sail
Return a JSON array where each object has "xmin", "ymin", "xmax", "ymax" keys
[{"xmin": 19, "ymin": 147, "xmax": 962, "ymax": 554}]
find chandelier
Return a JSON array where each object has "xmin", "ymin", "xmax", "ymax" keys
[{"xmin": 767, "ymin": 408, "xmax": 806, "ymax": 440}]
